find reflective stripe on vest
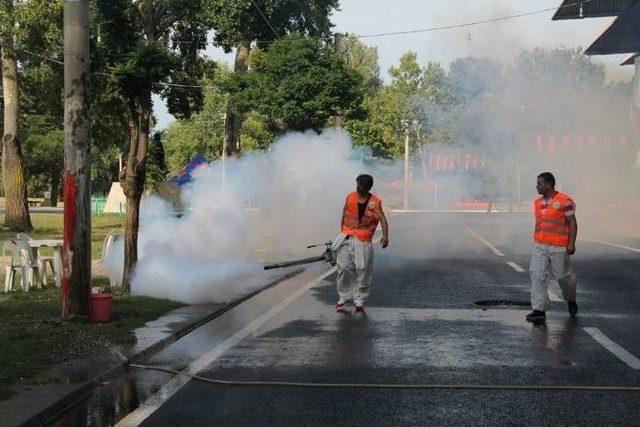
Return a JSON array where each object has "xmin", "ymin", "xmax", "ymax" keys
[
  {"xmin": 342, "ymin": 192, "xmax": 381, "ymax": 242},
  {"xmin": 533, "ymin": 192, "xmax": 572, "ymax": 246}
]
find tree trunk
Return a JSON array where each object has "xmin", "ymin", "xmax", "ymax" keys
[
  {"xmin": 122, "ymin": 191, "xmax": 141, "ymax": 291},
  {"xmin": 120, "ymin": 101, "xmax": 150, "ymax": 292},
  {"xmin": 222, "ymin": 40, "xmax": 251, "ymax": 158},
  {"xmin": 49, "ymin": 175, "xmax": 60, "ymax": 207},
  {"xmin": 1, "ymin": 33, "xmax": 32, "ymax": 231}
]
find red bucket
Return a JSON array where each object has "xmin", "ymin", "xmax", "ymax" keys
[{"xmin": 90, "ymin": 293, "xmax": 113, "ymax": 323}]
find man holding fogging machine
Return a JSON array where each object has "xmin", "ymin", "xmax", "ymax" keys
[{"xmin": 334, "ymin": 174, "xmax": 389, "ymax": 314}]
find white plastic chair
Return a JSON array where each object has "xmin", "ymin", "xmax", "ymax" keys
[
  {"xmin": 16, "ymin": 233, "xmax": 55, "ymax": 286},
  {"xmin": 3, "ymin": 239, "xmax": 39, "ymax": 292},
  {"xmin": 100, "ymin": 230, "xmax": 121, "ymax": 288}
]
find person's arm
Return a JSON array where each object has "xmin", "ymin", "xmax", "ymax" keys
[
  {"xmin": 377, "ymin": 206, "xmax": 389, "ymax": 249},
  {"xmin": 339, "ymin": 198, "xmax": 347, "ymax": 231},
  {"xmin": 566, "ymin": 215, "xmax": 577, "ymax": 255}
]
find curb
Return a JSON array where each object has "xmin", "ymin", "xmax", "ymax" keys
[{"xmin": 20, "ymin": 268, "xmax": 304, "ymax": 427}]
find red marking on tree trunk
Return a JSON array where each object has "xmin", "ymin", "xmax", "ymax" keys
[{"xmin": 62, "ymin": 171, "xmax": 76, "ymax": 315}]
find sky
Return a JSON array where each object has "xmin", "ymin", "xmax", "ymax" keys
[{"xmin": 153, "ymin": 0, "xmax": 635, "ymax": 130}]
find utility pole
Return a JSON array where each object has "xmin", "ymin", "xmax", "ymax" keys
[
  {"xmin": 402, "ymin": 119, "xmax": 411, "ymax": 210},
  {"xmin": 62, "ymin": 0, "xmax": 91, "ymax": 319}
]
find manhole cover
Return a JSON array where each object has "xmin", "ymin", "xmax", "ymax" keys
[{"xmin": 474, "ymin": 300, "xmax": 530, "ymax": 307}]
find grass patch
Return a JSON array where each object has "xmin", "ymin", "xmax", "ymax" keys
[
  {"xmin": 0, "ymin": 282, "xmax": 184, "ymax": 400},
  {"xmin": 0, "ymin": 213, "xmax": 124, "ymax": 260}
]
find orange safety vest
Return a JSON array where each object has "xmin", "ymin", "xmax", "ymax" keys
[
  {"xmin": 342, "ymin": 192, "xmax": 382, "ymax": 242},
  {"xmin": 533, "ymin": 192, "xmax": 574, "ymax": 246}
]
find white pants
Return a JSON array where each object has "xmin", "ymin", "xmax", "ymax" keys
[
  {"xmin": 336, "ymin": 237, "xmax": 374, "ymax": 304},
  {"xmin": 530, "ymin": 243, "xmax": 578, "ymax": 311}
]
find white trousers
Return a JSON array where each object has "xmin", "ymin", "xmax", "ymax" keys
[
  {"xmin": 336, "ymin": 237, "xmax": 374, "ymax": 304},
  {"xmin": 530, "ymin": 243, "xmax": 578, "ymax": 311}
]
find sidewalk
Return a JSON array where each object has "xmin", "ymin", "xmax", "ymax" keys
[{"xmin": 0, "ymin": 269, "xmax": 301, "ymax": 427}]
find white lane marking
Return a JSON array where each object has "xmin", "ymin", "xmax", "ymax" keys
[
  {"xmin": 392, "ymin": 209, "xmax": 489, "ymax": 213},
  {"xmin": 586, "ymin": 239, "xmax": 640, "ymax": 254},
  {"xmin": 464, "ymin": 225, "xmax": 505, "ymax": 257},
  {"xmin": 548, "ymin": 291, "xmax": 563, "ymax": 302},
  {"xmin": 506, "ymin": 261, "xmax": 525, "ymax": 273},
  {"xmin": 583, "ymin": 327, "xmax": 640, "ymax": 370},
  {"xmin": 117, "ymin": 267, "xmax": 337, "ymax": 427}
]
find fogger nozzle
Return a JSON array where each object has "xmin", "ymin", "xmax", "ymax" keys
[{"xmin": 264, "ymin": 241, "xmax": 336, "ymax": 270}]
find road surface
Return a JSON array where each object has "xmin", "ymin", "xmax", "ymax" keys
[{"xmin": 52, "ymin": 213, "xmax": 640, "ymax": 426}]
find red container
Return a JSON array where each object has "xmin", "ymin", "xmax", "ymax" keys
[{"xmin": 90, "ymin": 293, "xmax": 113, "ymax": 323}]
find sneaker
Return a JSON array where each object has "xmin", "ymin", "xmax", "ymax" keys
[
  {"xmin": 525, "ymin": 310, "xmax": 546, "ymax": 322},
  {"xmin": 354, "ymin": 304, "xmax": 365, "ymax": 313},
  {"xmin": 336, "ymin": 301, "xmax": 348, "ymax": 313},
  {"xmin": 568, "ymin": 301, "xmax": 578, "ymax": 317}
]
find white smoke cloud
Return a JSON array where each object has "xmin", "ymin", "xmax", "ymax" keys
[{"xmin": 106, "ymin": 129, "xmax": 375, "ymax": 304}]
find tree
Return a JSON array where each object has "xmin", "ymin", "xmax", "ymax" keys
[
  {"xmin": 16, "ymin": 0, "xmax": 65, "ymax": 205},
  {"xmin": 343, "ymin": 35, "xmax": 381, "ymax": 95},
  {"xmin": 228, "ymin": 35, "xmax": 364, "ymax": 134},
  {"xmin": 205, "ymin": 0, "xmax": 339, "ymax": 156},
  {"xmin": 448, "ymin": 56, "xmax": 502, "ymax": 102},
  {"xmin": 97, "ymin": 0, "xmax": 210, "ymax": 291},
  {"xmin": 1, "ymin": 0, "xmax": 32, "ymax": 230},
  {"xmin": 23, "ymin": 117, "xmax": 63, "ymax": 206},
  {"xmin": 346, "ymin": 51, "xmax": 453, "ymax": 158},
  {"xmin": 145, "ymin": 131, "xmax": 167, "ymax": 190},
  {"xmin": 164, "ymin": 67, "xmax": 229, "ymax": 172}
]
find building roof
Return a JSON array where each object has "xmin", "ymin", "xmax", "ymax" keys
[
  {"xmin": 621, "ymin": 52, "xmax": 639, "ymax": 64},
  {"xmin": 584, "ymin": 2, "xmax": 640, "ymax": 54},
  {"xmin": 552, "ymin": 0, "xmax": 637, "ymax": 20}
]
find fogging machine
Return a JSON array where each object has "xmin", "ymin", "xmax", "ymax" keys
[{"xmin": 264, "ymin": 241, "xmax": 338, "ymax": 270}]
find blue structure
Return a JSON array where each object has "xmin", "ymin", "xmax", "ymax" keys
[{"xmin": 168, "ymin": 154, "xmax": 208, "ymax": 186}]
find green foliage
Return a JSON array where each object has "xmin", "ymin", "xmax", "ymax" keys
[
  {"xmin": 145, "ymin": 132, "xmax": 168, "ymax": 189},
  {"xmin": 449, "ymin": 56, "xmax": 502, "ymax": 102},
  {"xmin": 205, "ymin": 0, "xmax": 339, "ymax": 49},
  {"xmin": 163, "ymin": 68, "xmax": 230, "ymax": 173},
  {"xmin": 347, "ymin": 51, "xmax": 453, "ymax": 159},
  {"xmin": 343, "ymin": 35, "xmax": 382, "ymax": 95},
  {"xmin": 510, "ymin": 46, "xmax": 605, "ymax": 91},
  {"xmin": 228, "ymin": 35, "xmax": 364, "ymax": 133},
  {"xmin": 22, "ymin": 116, "xmax": 63, "ymax": 196},
  {"xmin": 112, "ymin": 42, "xmax": 180, "ymax": 106},
  {"xmin": 240, "ymin": 112, "xmax": 275, "ymax": 151}
]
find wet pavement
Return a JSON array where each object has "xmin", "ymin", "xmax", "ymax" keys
[{"xmin": 49, "ymin": 213, "xmax": 640, "ymax": 426}]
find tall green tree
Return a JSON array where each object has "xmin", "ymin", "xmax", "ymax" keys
[
  {"xmin": 22, "ymin": 117, "xmax": 63, "ymax": 206},
  {"xmin": 347, "ymin": 51, "xmax": 452, "ymax": 158},
  {"xmin": 228, "ymin": 35, "xmax": 364, "ymax": 134},
  {"xmin": 0, "ymin": 0, "xmax": 32, "ymax": 230},
  {"xmin": 16, "ymin": 0, "xmax": 64, "ymax": 206},
  {"xmin": 97, "ymin": 0, "xmax": 211, "ymax": 291},
  {"xmin": 343, "ymin": 35, "xmax": 381, "ymax": 95},
  {"xmin": 448, "ymin": 56, "xmax": 502, "ymax": 103},
  {"xmin": 164, "ymin": 67, "xmax": 229, "ymax": 172},
  {"xmin": 205, "ymin": 0, "xmax": 339, "ymax": 156}
]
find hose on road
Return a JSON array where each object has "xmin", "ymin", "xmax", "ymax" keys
[{"xmin": 129, "ymin": 364, "xmax": 640, "ymax": 392}]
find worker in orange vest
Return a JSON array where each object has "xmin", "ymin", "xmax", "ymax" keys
[
  {"xmin": 335, "ymin": 174, "xmax": 389, "ymax": 313},
  {"xmin": 526, "ymin": 172, "xmax": 578, "ymax": 323}
]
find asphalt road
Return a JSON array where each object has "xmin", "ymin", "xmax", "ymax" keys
[{"xmin": 54, "ymin": 212, "xmax": 640, "ymax": 426}]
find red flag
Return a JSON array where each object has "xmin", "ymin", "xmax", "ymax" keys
[
  {"xmin": 548, "ymin": 136, "xmax": 557, "ymax": 156},
  {"xmin": 574, "ymin": 135, "xmax": 584, "ymax": 152},
  {"xmin": 535, "ymin": 134, "xmax": 544, "ymax": 154}
]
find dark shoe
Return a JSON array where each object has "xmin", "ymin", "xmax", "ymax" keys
[
  {"xmin": 354, "ymin": 304, "xmax": 365, "ymax": 313},
  {"xmin": 336, "ymin": 300, "xmax": 348, "ymax": 313},
  {"xmin": 568, "ymin": 301, "xmax": 578, "ymax": 317},
  {"xmin": 526, "ymin": 310, "xmax": 546, "ymax": 322}
]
